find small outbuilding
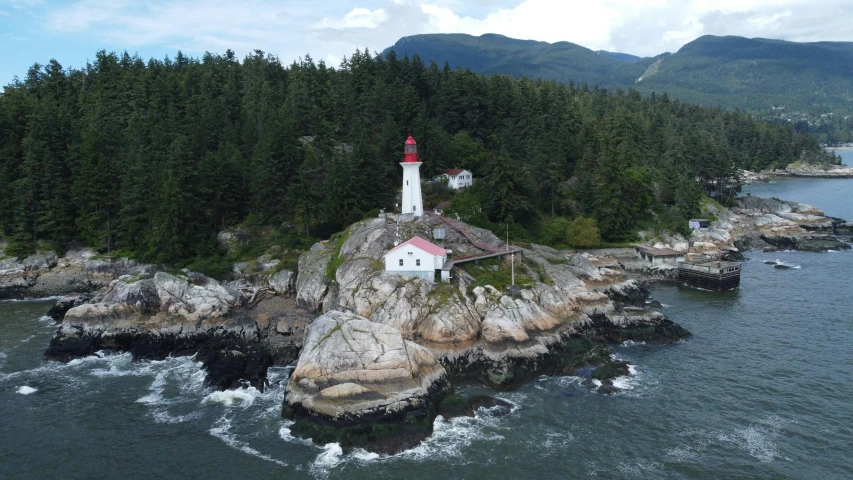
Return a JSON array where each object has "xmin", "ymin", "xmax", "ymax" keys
[
  {"xmin": 433, "ymin": 200, "xmax": 451, "ymax": 215},
  {"xmin": 384, "ymin": 236, "xmax": 448, "ymax": 282},
  {"xmin": 635, "ymin": 246, "xmax": 685, "ymax": 265},
  {"xmin": 689, "ymin": 219, "xmax": 710, "ymax": 231}
]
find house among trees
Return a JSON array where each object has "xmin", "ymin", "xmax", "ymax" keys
[
  {"xmin": 442, "ymin": 169, "xmax": 473, "ymax": 189},
  {"xmin": 384, "ymin": 236, "xmax": 449, "ymax": 282}
]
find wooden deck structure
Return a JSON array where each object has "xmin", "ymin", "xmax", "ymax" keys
[
  {"xmin": 440, "ymin": 216, "xmax": 522, "ymax": 273},
  {"xmin": 677, "ymin": 260, "xmax": 742, "ymax": 291}
]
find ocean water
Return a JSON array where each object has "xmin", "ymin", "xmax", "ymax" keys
[{"xmin": 2, "ymin": 178, "xmax": 852, "ymax": 479}]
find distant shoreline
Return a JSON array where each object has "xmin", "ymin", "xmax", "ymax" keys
[{"xmin": 828, "ymin": 147, "xmax": 853, "ymax": 151}]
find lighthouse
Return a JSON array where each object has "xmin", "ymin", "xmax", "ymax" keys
[{"xmin": 401, "ymin": 135, "xmax": 424, "ymax": 217}]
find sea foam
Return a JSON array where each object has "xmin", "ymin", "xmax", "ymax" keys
[
  {"xmin": 203, "ymin": 388, "xmax": 260, "ymax": 408},
  {"xmin": 16, "ymin": 386, "xmax": 37, "ymax": 395},
  {"xmin": 210, "ymin": 416, "xmax": 288, "ymax": 467},
  {"xmin": 310, "ymin": 443, "xmax": 344, "ymax": 475}
]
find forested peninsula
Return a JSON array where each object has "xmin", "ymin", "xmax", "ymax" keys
[{"xmin": 0, "ymin": 49, "xmax": 838, "ymax": 271}]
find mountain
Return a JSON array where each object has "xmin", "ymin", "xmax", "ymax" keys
[
  {"xmin": 633, "ymin": 35, "xmax": 853, "ymax": 111},
  {"xmin": 384, "ymin": 34, "xmax": 853, "ymax": 140},
  {"xmin": 381, "ymin": 33, "xmax": 648, "ymax": 89}
]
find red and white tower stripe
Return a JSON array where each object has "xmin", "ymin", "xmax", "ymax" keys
[{"xmin": 401, "ymin": 135, "xmax": 424, "ymax": 217}]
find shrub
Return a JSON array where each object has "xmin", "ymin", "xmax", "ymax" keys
[{"xmin": 566, "ymin": 217, "xmax": 601, "ymax": 250}]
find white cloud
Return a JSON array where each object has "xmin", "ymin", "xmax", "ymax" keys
[
  {"xmin": 313, "ymin": 7, "xmax": 389, "ymax": 29},
  {"xmin": 26, "ymin": 0, "xmax": 853, "ymax": 67},
  {"xmin": 412, "ymin": 0, "xmax": 853, "ymax": 56}
]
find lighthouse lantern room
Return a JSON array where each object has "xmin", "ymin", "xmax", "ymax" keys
[{"xmin": 401, "ymin": 135, "xmax": 424, "ymax": 217}]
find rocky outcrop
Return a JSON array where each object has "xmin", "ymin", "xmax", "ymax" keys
[
  {"xmin": 44, "ymin": 271, "xmax": 314, "ymax": 390},
  {"xmin": 781, "ymin": 163, "xmax": 853, "ymax": 178},
  {"xmin": 760, "ymin": 234, "xmax": 851, "ymax": 252},
  {"xmin": 0, "ymin": 247, "xmax": 154, "ymax": 300},
  {"xmin": 291, "ymin": 216, "xmax": 690, "ymax": 396},
  {"xmin": 46, "ymin": 292, "xmax": 95, "ymax": 320},
  {"xmin": 295, "ymin": 243, "xmax": 332, "ymax": 312},
  {"xmin": 282, "ymin": 311, "xmax": 449, "ymax": 454},
  {"xmin": 678, "ymin": 196, "xmax": 852, "ymax": 253},
  {"xmin": 268, "ymin": 270, "xmax": 295, "ymax": 295}
]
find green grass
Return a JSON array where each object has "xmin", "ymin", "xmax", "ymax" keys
[
  {"xmin": 462, "ymin": 257, "xmax": 532, "ymax": 293},
  {"xmin": 428, "ymin": 282, "xmax": 459, "ymax": 306},
  {"xmin": 521, "ymin": 256, "xmax": 552, "ymax": 285},
  {"xmin": 325, "ymin": 228, "xmax": 351, "ymax": 284}
]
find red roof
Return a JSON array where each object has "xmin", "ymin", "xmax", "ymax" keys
[
  {"xmin": 434, "ymin": 200, "xmax": 451, "ymax": 210},
  {"xmin": 445, "ymin": 169, "xmax": 465, "ymax": 176},
  {"xmin": 385, "ymin": 236, "xmax": 447, "ymax": 257},
  {"xmin": 405, "ymin": 135, "xmax": 417, "ymax": 145}
]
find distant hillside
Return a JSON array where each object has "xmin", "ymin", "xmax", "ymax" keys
[
  {"xmin": 381, "ymin": 33, "xmax": 649, "ymax": 89},
  {"xmin": 385, "ymin": 34, "xmax": 853, "ymax": 141},
  {"xmin": 634, "ymin": 36, "xmax": 853, "ymax": 110}
]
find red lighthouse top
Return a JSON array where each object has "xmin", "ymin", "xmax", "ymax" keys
[{"xmin": 403, "ymin": 135, "xmax": 420, "ymax": 163}]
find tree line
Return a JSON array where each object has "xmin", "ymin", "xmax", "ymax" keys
[{"xmin": 0, "ymin": 48, "xmax": 833, "ymax": 264}]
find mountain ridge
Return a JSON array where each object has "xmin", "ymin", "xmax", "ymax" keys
[{"xmin": 383, "ymin": 33, "xmax": 853, "ymax": 142}]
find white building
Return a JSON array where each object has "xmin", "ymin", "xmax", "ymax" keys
[
  {"xmin": 401, "ymin": 135, "xmax": 424, "ymax": 217},
  {"xmin": 443, "ymin": 169, "xmax": 473, "ymax": 190},
  {"xmin": 384, "ymin": 236, "xmax": 448, "ymax": 282},
  {"xmin": 635, "ymin": 246, "xmax": 685, "ymax": 265}
]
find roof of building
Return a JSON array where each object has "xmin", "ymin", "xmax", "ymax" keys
[
  {"xmin": 444, "ymin": 169, "xmax": 468, "ymax": 176},
  {"xmin": 434, "ymin": 201, "xmax": 451, "ymax": 210},
  {"xmin": 385, "ymin": 236, "xmax": 447, "ymax": 257},
  {"xmin": 635, "ymin": 245, "xmax": 683, "ymax": 257}
]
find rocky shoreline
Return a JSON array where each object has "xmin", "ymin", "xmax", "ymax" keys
[
  {"xmin": 3, "ymin": 214, "xmax": 691, "ymax": 453},
  {"xmin": 4, "ymin": 192, "xmax": 848, "ymax": 454},
  {"xmin": 741, "ymin": 162, "xmax": 853, "ymax": 184}
]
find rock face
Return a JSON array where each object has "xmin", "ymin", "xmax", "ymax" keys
[
  {"xmin": 268, "ymin": 270, "xmax": 295, "ymax": 295},
  {"xmin": 283, "ymin": 311, "xmax": 449, "ymax": 454},
  {"xmin": 295, "ymin": 243, "xmax": 332, "ymax": 312}
]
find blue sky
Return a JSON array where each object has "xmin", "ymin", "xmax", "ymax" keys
[{"xmin": 2, "ymin": 0, "xmax": 852, "ymax": 85}]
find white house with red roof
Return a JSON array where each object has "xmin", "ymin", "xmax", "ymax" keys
[
  {"xmin": 443, "ymin": 169, "xmax": 473, "ymax": 189},
  {"xmin": 383, "ymin": 236, "xmax": 448, "ymax": 282}
]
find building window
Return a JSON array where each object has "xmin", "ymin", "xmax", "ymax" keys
[
  {"xmin": 399, "ymin": 259, "xmax": 403, "ymax": 266},
  {"xmin": 416, "ymin": 259, "xmax": 421, "ymax": 266},
  {"xmin": 406, "ymin": 181, "xmax": 409, "ymax": 185}
]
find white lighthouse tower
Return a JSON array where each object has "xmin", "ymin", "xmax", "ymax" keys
[{"xmin": 401, "ymin": 135, "xmax": 424, "ymax": 217}]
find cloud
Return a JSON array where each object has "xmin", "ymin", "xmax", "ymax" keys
[
  {"xmin": 22, "ymin": 0, "xmax": 853, "ymax": 68},
  {"xmin": 414, "ymin": 0, "xmax": 853, "ymax": 56},
  {"xmin": 312, "ymin": 7, "xmax": 389, "ymax": 29}
]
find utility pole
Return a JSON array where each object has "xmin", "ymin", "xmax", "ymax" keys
[{"xmin": 507, "ymin": 222, "xmax": 514, "ymax": 286}]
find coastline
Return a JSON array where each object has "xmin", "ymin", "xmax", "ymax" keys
[{"xmin": 3, "ymin": 188, "xmax": 851, "ymax": 455}]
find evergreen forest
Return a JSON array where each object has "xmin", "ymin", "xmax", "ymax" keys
[{"xmin": 0, "ymin": 48, "xmax": 837, "ymax": 272}]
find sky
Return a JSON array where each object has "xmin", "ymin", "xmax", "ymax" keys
[{"xmin": 2, "ymin": 0, "xmax": 852, "ymax": 84}]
